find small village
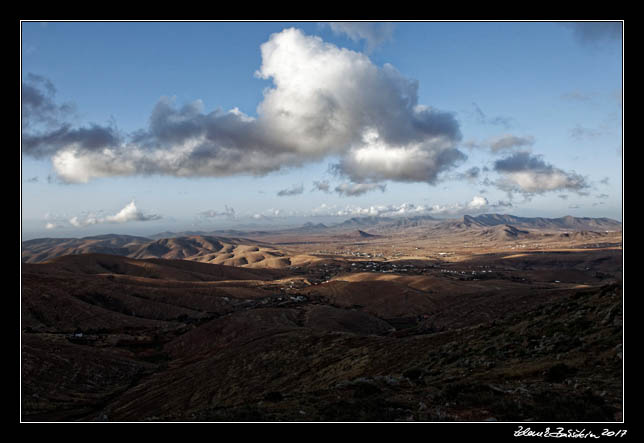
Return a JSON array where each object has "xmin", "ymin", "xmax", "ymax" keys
[{"xmin": 289, "ymin": 258, "xmax": 509, "ymax": 285}]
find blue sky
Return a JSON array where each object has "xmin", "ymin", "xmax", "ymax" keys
[{"xmin": 21, "ymin": 21, "xmax": 622, "ymax": 239}]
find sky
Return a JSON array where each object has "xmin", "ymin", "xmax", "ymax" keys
[{"xmin": 21, "ymin": 21, "xmax": 623, "ymax": 240}]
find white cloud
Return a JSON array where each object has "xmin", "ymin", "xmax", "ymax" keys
[
  {"xmin": 309, "ymin": 197, "xmax": 498, "ymax": 219},
  {"xmin": 493, "ymin": 152, "xmax": 589, "ymax": 195},
  {"xmin": 498, "ymin": 171, "xmax": 586, "ymax": 194},
  {"xmin": 25, "ymin": 28, "xmax": 463, "ymax": 186},
  {"xmin": 488, "ymin": 134, "xmax": 535, "ymax": 153},
  {"xmin": 43, "ymin": 211, "xmax": 70, "ymax": 228},
  {"xmin": 467, "ymin": 195, "xmax": 489, "ymax": 210},
  {"xmin": 198, "ymin": 205, "xmax": 236, "ymax": 219},
  {"xmin": 69, "ymin": 215, "xmax": 99, "ymax": 227},
  {"xmin": 103, "ymin": 201, "xmax": 161, "ymax": 223},
  {"xmin": 249, "ymin": 207, "xmax": 299, "ymax": 220},
  {"xmin": 67, "ymin": 201, "xmax": 161, "ymax": 227}
]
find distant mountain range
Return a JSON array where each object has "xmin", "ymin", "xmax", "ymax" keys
[
  {"xmin": 337, "ymin": 215, "xmax": 438, "ymax": 229},
  {"xmin": 22, "ymin": 214, "xmax": 621, "ymax": 264},
  {"xmin": 131, "ymin": 214, "xmax": 623, "ymax": 239},
  {"xmin": 331, "ymin": 213, "xmax": 621, "ymax": 232},
  {"xmin": 459, "ymin": 214, "xmax": 622, "ymax": 231}
]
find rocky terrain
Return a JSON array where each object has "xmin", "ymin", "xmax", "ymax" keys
[{"xmin": 21, "ymin": 215, "xmax": 623, "ymax": 422}]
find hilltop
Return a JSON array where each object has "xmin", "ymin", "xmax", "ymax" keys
[{"xmin": 22, "ymin": 234, "xmax": 295, "ymax": 268}]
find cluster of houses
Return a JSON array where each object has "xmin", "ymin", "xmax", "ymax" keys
[
  {"xmin": 348, "ymin": 261, "xmax": 422, "ymax": 274},
  {"xmin": 314, "ymin": 249, "xmax": 386, "ymax": 259}
]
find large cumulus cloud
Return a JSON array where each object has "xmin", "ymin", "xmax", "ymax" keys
[{"xmin": 22, "ymin": 28, "xmax": 464, "ymax": 185}]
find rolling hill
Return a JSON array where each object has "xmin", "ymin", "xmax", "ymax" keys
[
  {"xmin": 22, "ymin": 234, "xmax": 293, "ymax": 268},
  {"xmin": 22, "ymin": 214, "xmax": 622, "ymax": 267},
  {"xmin": 21, "ymin": 251, "xmax": 623, "ymax": 421}
]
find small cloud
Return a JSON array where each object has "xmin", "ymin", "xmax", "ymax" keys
[
  {"xmin": 458, "ymin": 166, "xmax": 481, "ymax": 182},
  {"xmin": 43, "ymin": 212, "xmax": 68, "ymax": 225},
  {"xmin": 103, "ymin": 201, "xmax": 161, "ymax": 223},
  {"xmin": 334, "ymin": 182, "xmax": 386, "ymax": 197},
  {"xmin": 312, "ymin": 180, "xmax": 331, "ymax": 193},
  {"xmin": 488, "ymin": 134, "xmax": 535, "ymax": 153},
  {"xmin": 493, "ymin": 152, "xmax": 589, "ymax": 195},
  {"xmin": 467, "ymin": 195, "xmax": 488, "ymax": 210},
  {"xmin": 562, "ymin": 22, "xmax": 622, "ymax": 46},
  {"xmin": 68, "ymin": 201, "xmax": 161, "ymax": 227},
  {"xmin": 462, "ymin": 139, "xmax": 482, "ymax": 151},
  {"xmin": 250, "ymin": 207, "xmax": 293, "ymax": 220},
  {"xmin": 570, "ymin": 124, "xmax": 602, "ymax": 141},
  {"xmin": 493, "ymin": 199, "xmax": 513, "ymax": 208},
  {"xmin": 198, "ymin": 205, "xmax": 236, "ymax": 219},
  {"xmin": 46, "ymin": 174, "xmax": 59, "ymax": 184},
  {"xmin": 277, "ymin": 183, "xmax": 304, "ymax": 197},
  {"xmin": 310, "ymin": 202, "xmax": 337, "ymax": 216},
  {"xmin": 464, "ymin": 134, "xmax": 535, "ymax": 154},
  {"xmin": 69, "ymin": 214, "xmax": 100, "ymax": 227},
  {"xmin": 325, "ymin": 22, "xmax": 396, "ymax": 52},
  {"xmin": 470, "ymin": 102, "xmax": 513, "ymax": 129},
  {"xmin": 333, "ymin": 202, "xmax": 428, "ymax": 218}
]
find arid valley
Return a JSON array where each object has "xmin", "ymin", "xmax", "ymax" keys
[{"xmin": 21, "ymin": 214, "xmax": 623, "ymax": 422}]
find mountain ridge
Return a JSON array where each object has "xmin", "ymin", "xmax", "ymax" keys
[
  {"xmin": 22, "ymin": 214, "xmax": 622, "ymax": 264},
  {"xmin": 461, "ymin": 214, "xmax": 621, "ymax": 231}
]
